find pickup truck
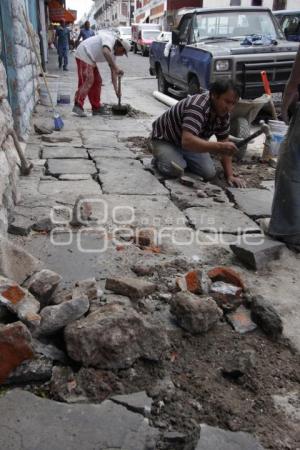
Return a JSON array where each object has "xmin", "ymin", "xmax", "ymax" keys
[{"xmin": 149, "ymin": 7, "xmax": 299, "ymax": 99}]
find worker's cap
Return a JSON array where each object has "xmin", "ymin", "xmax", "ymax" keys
[{"xmin": 118, "ymin": 39, "xmax": 131, "ymax": 56}]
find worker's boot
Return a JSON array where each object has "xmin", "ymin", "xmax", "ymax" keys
[
  {"xmin": 92, "ymin": 106, "xmax": 109, "ymax": 116},
  {"xmin": 72, "ymin": 104, "xmax": 87, "ymax": 117}
]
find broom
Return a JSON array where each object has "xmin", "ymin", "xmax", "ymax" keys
[{"xmin": 23, "ymin": 8, "xmax": 64, "ymax": 130}]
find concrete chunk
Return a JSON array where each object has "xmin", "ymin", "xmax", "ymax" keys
[
  {"xmin": 171, "ymin": 292, "xmax": 222, "ymax": 334},
  {"xmin": 0, "ymin": 235, "xmax": 42, "ymax": 284},
  {"xmin": 230, "ymin": 236, "xmax": 285, "ymax": 270},
  {"xmin": 112, "ymin": 391, "xmax": 152, "ymax": 415},
  {"xmin": 38, "ymin": 296, "xmax": 90, "ymax": 336}
]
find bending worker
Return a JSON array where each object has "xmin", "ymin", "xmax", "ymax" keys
[
  {"xmin": 73, "ymin": 31, "xmax": 131, "ymax": 117},
  {"xmin": 150, "ymin": 79, "xmax": 245, "ymax": 187},
  {"xmin": 268, "ymin": 44, "xmax": 300, "ymax": 251}
]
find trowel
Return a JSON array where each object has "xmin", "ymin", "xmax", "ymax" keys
[{"xmin": 112, "ymin": 75, "xmax": 129, "ymax": 116}]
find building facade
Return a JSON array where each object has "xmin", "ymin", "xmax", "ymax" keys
[
  {"xmin": 134, "ymin": 0, "xmax": 298, "ymax": 26},
  {"xmin": 93, "ymin": 0, "xmax": 132, "ymax": 28}
]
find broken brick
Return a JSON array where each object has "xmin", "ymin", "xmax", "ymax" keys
[
  {"xmin": 210, "ymin": 281, "xmax": 242, "ymax": 312},
  {"xmin": 105, "ymin": 277, "xmax": 157, "ymax": 300},
  {"xmin": 1, "ymin": 285, "xmax": 25, "ymax": 304},
  {"xmin": 207, "ymin": 266, "xmax": 245, "ymax": 290},
  {"xmin": 0, "ymin": 322, "xmax": 34, "ymax": 384},
  {"xmin": 185, "ymin": 270, "xmax": 202, "ymax": 294},
  {"xmin": 226, "ymin": 305, "xmax": 257, "ymax": 334}
]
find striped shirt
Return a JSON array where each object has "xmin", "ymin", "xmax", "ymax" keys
[{"xmin": 151, "ymin": 92, "xmax": 230, "ymax": 146}]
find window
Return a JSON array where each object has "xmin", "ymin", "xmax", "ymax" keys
[
  {"xmin": 252, "ymin": 0, "xmax": 262, "ymax": 5},
  {"xmin": 179, "ymin": 15, "xmax": 192, "ymax": 43},
  {"xmin": 192, "ymin": 10, "xmax": 278, "ymax": 41},
  {"xmin": 230, "ymin": 0, "xmax": 241, "ymax": 5},
  {"xmin": 282, "ymin": 15, "xmax": 300, "ymax": 38},
  {"xmin": 273, "ymin": 0, "xmax": 287, "ymax": 10}
]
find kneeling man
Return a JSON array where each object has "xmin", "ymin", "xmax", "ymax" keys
[{"xmin": 150, "ymin": 79, "xmax": 244, "ymax": 187}]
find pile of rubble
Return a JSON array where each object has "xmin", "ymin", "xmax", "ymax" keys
[{"xmin": 0, "ymin": 235, "xmax": 283, "ymax": 387}]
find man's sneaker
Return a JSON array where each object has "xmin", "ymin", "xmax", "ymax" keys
[
  {"xmin": 92, "ymin": 106, "xmax": 109, "ymax": 116},
  {"xmin": 72, "ymin": 105, "xmax": 87, "ymax": 117},
  {"xmin": 63, "ymin": 67, "xmax": 68, "ymax": 71},
  {"xmin": 170, "ymin": 161, "xmax": 185, "ymax": 178}
]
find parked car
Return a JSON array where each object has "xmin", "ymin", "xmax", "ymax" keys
[
  {"xmin": 132, "ymin": 23, "xmax": 161, "ymax": 56},
  {"xmin": 150, "ymin": 7, "xmax": 298, "ymax": 99},
  {"xmin": 274, "ymin": 10, "xmax": 300, "ymax": 42},
  {"xmin": 117, "ymin": 26, "xmax": 133, "ymax": 48}
]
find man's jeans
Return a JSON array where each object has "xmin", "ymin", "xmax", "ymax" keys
[
  {"xmin": 150, "ymin": 139, "xmax": 216, "ymax": 180},
  {"xmin": 58, "ymin": 46, "xmax": 68, "ymax": 69}
]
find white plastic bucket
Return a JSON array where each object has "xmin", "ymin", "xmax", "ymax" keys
[
  {"xmin": 39, "ymin": 82, "xmax": 58, "ymax": 106},
  {"xmin": 269, "ymin": 120, "xmax": 288, "ymax": 156}
]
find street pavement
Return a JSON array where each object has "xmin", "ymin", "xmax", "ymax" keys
[
  {"xmin": 2, "ymin": 47, "xmax": 300, "ymax": 449},
  {"xmin": 10, "ymin": 49, "xmax": 300, "ymax": 349}
]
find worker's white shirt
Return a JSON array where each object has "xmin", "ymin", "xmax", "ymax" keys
[{"xmin": 75, "ymin": 32, "xmax": 116, "ymax": 66}]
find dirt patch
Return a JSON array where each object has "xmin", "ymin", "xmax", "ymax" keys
[
  {"xmin": 233, "ymin": 158, "xmax": 275, "ymax": 189},
  {"xmin": 126, "ymin": 136, "xmax": 152, "ymax": 154},
  {"xmin": 26, "ymin": 317, "xmax": 300, "ymax": 449}
]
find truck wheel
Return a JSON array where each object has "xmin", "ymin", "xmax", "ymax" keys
[
  {"xmin": 230, "ymin": 117, "xmax": 250, "ymax": 161},
  {"xmin": 157, "ymin": 67, "xmax": 169, "ymax": 94},
  {"xmin": 188, "ymin": 76, "xmax": 200, "ymax": 95},
  {"xmin": 134, "ymin": 43, "xmax": 137, "ymax": 54}
]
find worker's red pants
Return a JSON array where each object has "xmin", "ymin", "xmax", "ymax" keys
[{"xmin": 74, "ymin": 58, "xmax": 102, "ymax": 110}]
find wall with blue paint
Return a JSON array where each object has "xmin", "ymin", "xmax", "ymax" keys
[
  {"xmin": 0, "ymin": 0, "xmax": 40, "ymax": 137},
  {"xmin": 0, "ymin": 0, "xmax": 43, "ymax": 232}
]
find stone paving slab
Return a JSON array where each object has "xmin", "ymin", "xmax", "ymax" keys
[
  {"xmin": 58, "ymin": 174, "xmax": 92, "ymax": 181},
  {"xmin": 185, "ymin": 206, "xmax": 260, "ymax": 234},
  {"xmin": 89, "ymin": 147, "xmax": 135, "ymax": 159},
  {"xmin": 81, "ymin": 131, "xmax": 120, "ymax": 148},
  {"xmin": 21, "ymin": 233, "xmax": 144, "ymax": 287},
  {"xmin": 42, "ymin": 140, "xmax": 83, "ymax": 148},
  {"xmin": 47, "ymin": 159, "xmax": 96, "ymax": 176},
  {"xmin": 38, "ymin": 179, "xmax": 101, "ymax": 204},
  {"xmin": 228, "ymin": 188, "xmax": 273, "ymax": 218},
  {"xmin": 0, "ymin": 390, "xmax": 158, "ymax": 450},
  {"xmin": 25, "ymin": 144, "xmax": 42, "ymax": 160},
  {"xmin": 196, "ymin": 424, "xmax": 264, "ymax": 450},
  {"xmin": 42, "ymin": 147, "xmax": 88, "ymax": 159},
  {"xmin": 165, "ymin": 179, "xmax": 230, "ymax": 209},
  {"xmin": 81, "ymin": 193, "xmax": 186, "ymax": 229},
  {"xmin": 96, "ymin": 158, "xmax": 168, "ymax": 195}
]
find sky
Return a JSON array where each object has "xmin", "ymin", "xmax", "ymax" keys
[{"xmin": 66, "ymin": 0, "xmax": 94, "ymax": 21}]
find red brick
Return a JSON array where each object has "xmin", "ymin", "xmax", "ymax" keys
[
  {"xmin": 207, "ymin": 267, "xmax": 245, "ymax": 291},
  {"xmin": 1, "ymin": 285, "xmax": 25, "ymax": 304},
  {"xmin": 0, "ymin": 322, "xmax": 34, "ymax": 384},
  {"xmin": 185, "ymin": 270, "xmax": 202, "ymax": 294}
]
